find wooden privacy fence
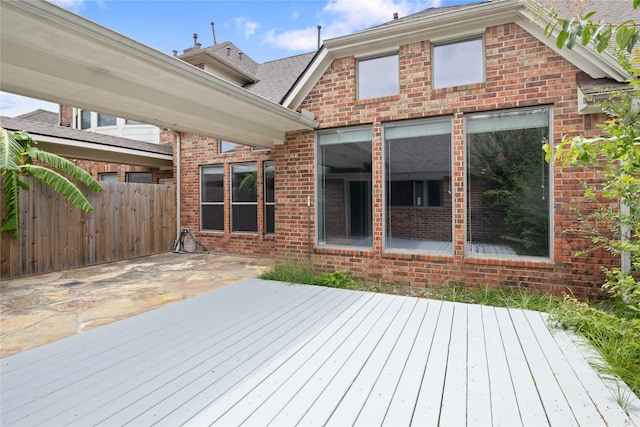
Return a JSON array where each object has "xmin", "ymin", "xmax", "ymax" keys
[{"xmin": 1, "ymin": 179, "xmax": 176, "ymax": 280}]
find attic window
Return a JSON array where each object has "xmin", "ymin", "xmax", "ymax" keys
[
  {"xmin": 357, "ymin": 54, "xmax": 399, "ymax": 100},
  {"xmin": 433, "ymin": 37, "xmax": 484, "ymax": 89},
  {"xmin": 219, "ymin": 140, "xmax": 236, "ymax": 154}
]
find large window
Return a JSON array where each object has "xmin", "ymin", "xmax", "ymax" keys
[
  {"xmin": 231, "ymin": 163, "xmax": 258, "ymax": 233},
  {"xmin": 384, "ymin": 118, "xmax": 452, "ymax": 252},
  {"xmin": 264, "ymin": 162, "xmax": 275, "ymax": 235},
  {"xmin": 466, "ymin": 107, "xmax": 551, "ymax": 257},
  {"xmin": 201, "ymin": 166, "xmax": 224, "ymax": 231},
  {"xmin": 357, "ymin": 54, "xmax": 399, "ymax": 100},
  {"xmin": 433, "ymin": 37, "xmax": 483, "ymax": 89},
  {"xmin": 317, "ymin": 126, "xmax": 372, "ymax": 247}
]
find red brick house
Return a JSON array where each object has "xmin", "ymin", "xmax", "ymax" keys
[
  {"xmin": 4, "ymin": 0, "xmax": 634, "ymax": 296},
  {"xmin": 169, "ymin": 0, "xmax": 634, "ymax": 297}
]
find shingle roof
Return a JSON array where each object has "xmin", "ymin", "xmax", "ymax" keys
[
  {"xmin": 373, "ymin": 1, "xmax": 488, "ymax": 28},
  {"xmin": 14, "ymin": 109, "xmax": 59, "ymax": 125},
  {"xmin": 244, "ymin": 52, "xmax": 316, "ymax": 103},
  {"xmin": 548, "ymin": 0, "xmax": 639, "ymax": 25},
  {"xmin": 0, "ymin": 116, "xmax": 172, "ymax": 156}
]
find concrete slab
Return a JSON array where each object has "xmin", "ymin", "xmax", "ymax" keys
[{"xmin": 0, "ymin": 252, "xmax": 271, "ymax": 358}]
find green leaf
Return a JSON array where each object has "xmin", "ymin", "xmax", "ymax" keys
[
  {"xmin": 596, "ymin": 29, "xmax": 613, "ymax": 52},
  {"xmin": 0, "ymin": 127, "xmax": 23, "ymax": 172},
  {"xmin": 26, "ymin": 147, "xmax": 103, "ymax": 193},
  {"xmin": 567, "ymin": 29, "xmax": 578, "ymax": 49},
  {"xmin": 557, "ymin": 30, "xmax": 569, "ymax": 48},
  {"xmin": 581, "ymin": 25, "xmax": 592, "ymax": 45},
  {"xmin": 1, "ymin": 172, "xmax": 22, "ymax": 238},
  {"xmin": 583, "ymin": 11, "xmax": 597, "ymax": 20},
  {"xmin": 627, "ymin": 31, "xmax": 639, "ymax": 53},
  {"xmin": 23, "ymin": 164, "xmax": 95, "ymax": 213}
]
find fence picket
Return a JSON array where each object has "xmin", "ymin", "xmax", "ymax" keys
[{"xmin": 0, "ymin": 179, "xmax": 176, "ymax": 280}]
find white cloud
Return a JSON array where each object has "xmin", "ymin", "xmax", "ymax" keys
[
  {"xmin": 244, "ymin": 21, "xmax": 259, "ymax": 39},
  {"xmin": 234, "ymin": 17, "xmax": 260, "ymax": 39},
  {"xmin": 263, "ymin": 0, "xmax": 435, "ymax": 52},
  {"xmin": 48, "ymin": 0, "xmax": 85, "ymax": 12},
  {"xmin": 0, "ymin": 93, "xmax": 58, "ymax": 118}
]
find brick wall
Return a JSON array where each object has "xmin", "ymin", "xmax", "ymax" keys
[
  {"xmin": 269, "ymin": 22, "xmax": 617, "ymax": 298},
  {"xmin": 176, "ymin": 133, "xmax": 276, "ymax": 257}
]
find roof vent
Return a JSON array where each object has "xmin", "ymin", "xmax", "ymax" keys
[
  {"xmin": 211, "ymin": 22, "xmax": 217, "ymax": 45},
  {"xmin": 173, "ymin": 50, "xmax": 178, "ymax": 57},
  {"xmin": 239, "ymin": 52, "xmax": 243, "ymax": 60},
  {"xmin": 317, "ymin": 25, "xmax": 322, "ymax": 51},
  {"xmin": 393, "ymin": 12, "xmax": 399, "ymax": 20},
  {"xmin": 227, "ymin": 47, "xmax": 231, "ymax": 56},
  {"xmin": 193, "ymin": 33, "xmax": 198, "ymax": 47}
]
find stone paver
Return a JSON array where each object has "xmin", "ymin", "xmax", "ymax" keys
[{"xmin": 0, "ymin": 252, "xmax": 271, "ymax": 358}]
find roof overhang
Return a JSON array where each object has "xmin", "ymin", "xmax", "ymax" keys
[
  {"xmin": 178, "ymin": 49, "xmax": 256, "ymax": 86},
  {"xmin": 1, "ymin": 117, "xmax": 173, "ymax": 169},
  {"xmin": 283, "ymin": 0, "xmax": 629, "ymax": 110},
  {"xmin": 0, "ymin": 0, "xmax": 318, "ymax": 149}
]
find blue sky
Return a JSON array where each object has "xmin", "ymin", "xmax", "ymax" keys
[{"xmin": 1, "ymin": 0, "xmax": 479, "ymax": 117}]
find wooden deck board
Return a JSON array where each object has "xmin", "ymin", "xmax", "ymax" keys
[{"xmin": 1, "ymin": 279, "xmax": 637, "ymax": 427}]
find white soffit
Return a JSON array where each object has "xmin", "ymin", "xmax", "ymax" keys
[{"xmin": 0, "ymin": 0, "xmax": 317, "ymax": 148}]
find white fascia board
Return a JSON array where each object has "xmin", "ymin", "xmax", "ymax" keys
[
  {"xmin": 516, "ymin": 3, "xmax": 627, "ymax": 82},
  {"xmin": 31, "ymin": 134, "xmax": 173, "ymax": 168}
]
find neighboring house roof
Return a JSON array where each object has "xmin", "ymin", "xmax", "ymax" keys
[
  {"xmin": 15, "ymin": 109, "xmax": 59, "ymax": 125},
  {"xmin": 178, "ymin": 40, "xmax": 315, "ymax": 104},
  {"xmin": 549, "ymin": 0, "xmax": 638, "ymax": 24},
  {"xmin": 244, "ymin": 52, "xmax": 316, "ymax": 103},
  {"xmin": 283, "ymin": 0, "xmax": 630, "ymax": 110},
  {"xmin": 1, "ymin": 116, "xmax": 173, "ymax": 169}
]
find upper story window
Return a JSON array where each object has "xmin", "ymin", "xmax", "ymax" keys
[
  {"xmin": 433, "ymin": 37, "xmax": 484, "ymax": 89},
  {"xmin": 219, "ymin": 140, "xmax": 236, "ymax": 154},
  {"xmin": 125, "ymin": 172, "xmax": 153, "ymax": 183},
  {"xmin": 357, "ymin": 54, "xmax": 399, "ymax": 100},
  {"xmin": 80, "ymin": 110, "xmax": 91, "ymax": 130},
  {"xmin": 97, "ymin": 113, "xmax": 117, "ymax": 127}
]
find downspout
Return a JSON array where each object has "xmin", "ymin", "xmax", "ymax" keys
[{"xmin": 165, "ymin": 129, "xmax": 181, "ymax": 247}]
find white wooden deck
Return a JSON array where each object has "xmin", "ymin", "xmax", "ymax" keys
[{"xmin": 1, "ymin": 279, "xmax": 638, "ymax": 426}]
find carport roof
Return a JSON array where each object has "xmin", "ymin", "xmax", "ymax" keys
[
  {"xmin": 0, "ymin": 1, "xmax": 318, "ymax": 149},
  {"xmin": 1, "ymin": 116, "xmax": 173, "ymax": 169}
]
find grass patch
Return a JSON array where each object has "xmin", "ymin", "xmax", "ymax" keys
[
  {"xmin": 259, "ymin": 263, "xmax": 640, "ymax": 402},
  {"xmin": 550, "ymin": 296, "xmax": 640, "ymax": 403}
]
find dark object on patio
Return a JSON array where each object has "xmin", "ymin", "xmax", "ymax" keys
[{"xmin": 173, "ymin": 229, "xmax": 208, "ymax": 253}]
